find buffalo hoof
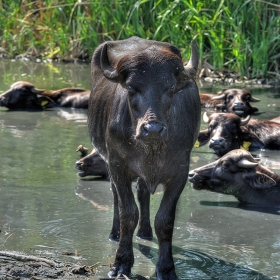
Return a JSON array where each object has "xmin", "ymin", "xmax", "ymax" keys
[
  {"xmin": 108, "ymin": 264, "xmax": 131, "ymax": 278},
  {"xmin": 136, "ymin": 227, "xmax": 153, "ymax": 240},
  {"xmin": 109, "ymin": 232, "xmax": 120, "ymax": 242},
  {"xmin": 156, "ymin": 268, "xmax": 178, "ymax": 280}
]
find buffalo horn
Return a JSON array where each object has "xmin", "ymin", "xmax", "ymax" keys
[
  {"xmin": 100, "ymin": 43, "xmax": 119, "ymax": 82},
  {"xmin": 203, "ymin": 112, "xmax": 209, "ymax": 123},
  {"xmin": 249, "ymin": 95, "xmax": 261, "ymax": 102},
  {"xmin": 240, "ymin": 115, "xmax": 251, "ymax": 126},
  {"xmin": 237, "ymin": 159, "xmax": 258, "ymax": 169},
  {"xmin": 211, "ymin": 93, "xmax": 226, "ymax": 100},
  {"xmin": 31, "ymin": 87, "xmax": 45, "ymax": 94},
  {"xmin": 180, "ymin": 41, "xmax": 199, "ymax": 80}
]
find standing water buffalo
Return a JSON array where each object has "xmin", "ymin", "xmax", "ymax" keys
[
  {"xmin": 196, "ymin": 112, "xmax": 280, "ymax": 156},
  {"xmin": 200, "ymin": 89, "xmax": 260, "ymax": 117},
  {"xmin": 188, "ymin": 149, "xmax": 280, "ymax": 208},
  {"xmin": 0, "ymin": 81, "xmax": 90, "ymax": 110},
  {"xmin": 88, "ymin": 36, "xmax": 201, "ymax": 279}
]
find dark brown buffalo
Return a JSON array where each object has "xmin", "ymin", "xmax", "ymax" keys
[
  {"xmin": 0, "ymin": 81, "xmax": 90, "ymax": 109},
  {"xmin": 197, "ymin": 112, "xmax": 280, "ymax": 156},
  {"xmin": 88, "ymin": 36, "xmax": 201, "ymax": 279},
  {"xmin": 0, "ymin": 81, "xmax": 55, "ymax": 110},
  {"xmin": 75, "ymin": 148, "xmax": 108, "ymax": 178},
  {"xmin": 200, "ymin": 89, "xmax": 260, "ymax": 117},
  {"xmin": 41, "ymin": 87, "xmax": 90, "ymax": 108},
  {"xmin": 199, "ymin": 93, "xmax": 224, "ymax": 108},
  {"xmin": 189, "ymin": 149, "xmax": 280, "ymax": 207}
]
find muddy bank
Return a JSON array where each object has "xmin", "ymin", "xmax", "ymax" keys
[{"xmin": 0, "ymin": 251, "xmax": 99, "ymax": 280}]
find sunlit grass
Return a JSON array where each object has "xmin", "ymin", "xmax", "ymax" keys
[{"xmin": 0, "ymin": 0, "xmax": 279, "ymax": 78}]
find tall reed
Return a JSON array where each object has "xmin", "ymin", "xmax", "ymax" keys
[{"xmin": 0, "ymin": 0, "xmax": 279, "ymax": 78}]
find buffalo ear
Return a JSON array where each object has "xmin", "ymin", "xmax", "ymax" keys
[
  {"xmin": 241, "ymin": 128, "xmax": 264, "ymax": 148},
  {"xmin": 196, "ymin": 130, "xmax": 210, "ymax": 147},
  {"xmin": 244, "ymin": 173, "xmax": 276, "ymax": 189}
]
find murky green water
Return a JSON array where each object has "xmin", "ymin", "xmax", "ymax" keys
[{"xmin": 0, "ymin": 59, "xmax": 280, "ymax": 279}]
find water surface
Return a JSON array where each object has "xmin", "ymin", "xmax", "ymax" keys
[{"xmin": 0, "ymin": 59, "xmax": 280, "ymax": 279}]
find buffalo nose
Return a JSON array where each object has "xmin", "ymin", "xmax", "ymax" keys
[
  {"xmin": 210, "ymin": 138, "xmax": 223, "ymax": 144},
  {"xmin": 188, "ymin": 170, "xmax": 195, "ymax": 178},
  {"xmin": 234, "ymin": 102, "xmax": 244, "ymax": 106},
  {"xmin": 75, "ymin": 161, "xmax": 82, "ymax": 169},
  {"xmin": 142, "ymin": 122, "xmax": 167, "ymax": 138}
]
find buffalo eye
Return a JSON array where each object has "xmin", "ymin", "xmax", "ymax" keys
[
  {"xmin": 170, "ymin": 84, "xmax": 176, "ymax": 91},
  {"xmin": 222, "ymin": 162, "xmax": 230, "ymax": 170},
  {"xmin": 227, "ymin": 95, "xmax": 233, "ymax": 100},
  {"xmin": 126, "ymin": 84, "xmax": 136, "ymax": 94}
]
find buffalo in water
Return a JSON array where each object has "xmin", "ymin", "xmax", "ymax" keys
[
  {"xmin": 196, "ymin": 112, "xmax": 280, "ymax": 156},
  {"xmin": 200, "ymin": 88, "xmax": 260, "ymax": 117},
  {"xmin": 87, "ymin": 36, "xmax": 201, "ymax": 279},
  {"xmin": 0, "ymin": 81, "xmax": 90, "ymax": 110},
  {"xmin": 189, "ymin": 149, "xmax": 280, "ymax": 208}
]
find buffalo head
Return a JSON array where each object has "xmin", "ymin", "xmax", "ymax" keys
[
  {"xmin": 0, "ymin": 81, "xmax": 54, "ymax": 110},
  {"xmin": 99, "ymin": 41, "xmax": 198, "ymax": 143},
  {"xmin": 75, "ymin": 149, "xmax": 108, "ymax": 178},
  {"xmin": 212, "ymin": 89, "xmax": 260, "ymax": 117},
  {"xmin": 188, "ymin": 149, "xmax": 279, "ymax": 207},
  {"xmin": 196, "ymin": 112, "xmax": 263, "ymax": 156}
]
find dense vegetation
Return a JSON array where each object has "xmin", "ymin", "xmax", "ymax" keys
[{"xmin": 0, "ymin": 0, "xmax": 279, "ymax": 79}]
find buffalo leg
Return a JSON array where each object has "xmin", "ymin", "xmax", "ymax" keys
[
  {"xmin": 109, "ymin": 182, "xmax": 120, "ymax": 241},
  {"xmin": 108, "ymin": 170, "xmax": 139, "ymax": 277},
  {"xmin": 136, "ymin": 178, "xmax": 153, "ymax": 240},
  {"xmin": 155, "ymin": 176, "xmax": 187, "ymax": 280}
]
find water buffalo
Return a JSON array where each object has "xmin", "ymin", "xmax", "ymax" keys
[
  {"xmin": 197, "ymin": 112, "xmax": 280, "ymax": 156},
  {"xmin": 41, "ymin": 87, "xmax": 90, "ymax": 108},
  {"xmin": 0, "ymin": 81, "xmax": 90, "ymax": 109},
  {"xmin": 75, "ymin": 148, "xmax": 108, "ymax": 178},
  {"xmin": 200, "ymin": 89, "xmax": 260, "ymax": 117},
  {"xmin": 199, "ymin": 93, "xmax": 224, "ymax": 109},
  {"xmin": 188, "ymin": 149, "xmax": 280, "ymax": 207},
  {"xmin": 88, "ymin": 36, "xmax": 201, "ymax": 279},
  {"xmin": 0, "ymin": 81, "xmax": 55, "ymax": 110}
]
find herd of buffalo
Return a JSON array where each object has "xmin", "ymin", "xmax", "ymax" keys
[{"xmin": 1, "ymin": 37, "xmax": 279, "ymax": 279}]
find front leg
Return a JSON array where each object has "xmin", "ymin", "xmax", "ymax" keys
[
  {"xmin": 108, "ymin": 165, "xmax": 139, "ymax": 278},
  {"xmin": 136, "ymin": 178, "xmax": 153, "ymax": 240},
  {"xmin": 155, "ymin": 176, "xmax": 187, "ymax": 280},
  {"xmin": 109, "ymin": 182, "xmax": 120, "ymax": 241}
]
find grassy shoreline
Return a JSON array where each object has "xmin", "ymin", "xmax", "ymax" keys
[{"xmin": 0, "ymin": 0, "xmax": 279, "ymax": 79}]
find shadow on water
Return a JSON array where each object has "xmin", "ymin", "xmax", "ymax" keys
[
  {"xmin": 134, "ymin": 242, "xmax": 272, "ymax": 280},
  {"xmin": 75, "ymin": 180, "xmax": 274, "ymax": 280},
  {"xmin": 199, "ymin": 201, "xmax": 280, "ymax": 216}
]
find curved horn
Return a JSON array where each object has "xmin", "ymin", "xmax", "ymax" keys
[
  {"xmin": 254, "ymin": 157, "xmax": 261, "ymax": 162},
  {"xmin": 240, "ymin": 115, "xmax": 251, "ymax": 126},
  {"xmin": 31, "ymin": 87, "xmax": 45, "ymax": 94},
  {"xmin": 211, "ymin": 93, "xmax": 226, "ymax": 100},
  {"xmin": 100, "ymin": 43, "xmax": 119, "ymax": 82},
  {"xmin": 203, "ymin": 112, "xmax": 209, "ymax": 123},
  {"xmin": 237, "ymin": 158, "xmax": 258, "ymax": 169},
  {"xmin": 249, "ymin": 95, "xmax": 260, "ymax": 102},
  {"xmin": 180, "ymin": 41, "xmax": 199, "ymax": 80}
]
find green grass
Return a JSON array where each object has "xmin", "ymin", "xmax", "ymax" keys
[{"xmin": 0, "ymin": 0, "xmax": 279, "ymax": 79}]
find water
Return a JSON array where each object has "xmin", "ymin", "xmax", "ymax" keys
[{"xmin": 0, "ymin": 59, "xmax": 280, "ymax": 279}]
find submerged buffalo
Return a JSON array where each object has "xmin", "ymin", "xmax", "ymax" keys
[
  {"xmin": 88, "ymin": 36, "xmax": 201, "ymax": 279},
  {"xmin": 200, "ymin": 89, "xmax": 260, "ymax": 117},
  {"xmin": 41, "ymin": 87, "xmax": 90, "ymax": 108},
  {"xmin": 0, "ymin": 81, "xmax": 55, "ymax": 110},
  {"xmin": 197, "ymin": 112, "xmax": 280, "ymax": 156},
  {"xmin": 189, "ymin": 149, "xmax": 280, "ymax": 208},
  {"xmin": 75, "ymin": 148, "xmax": 108, "ymax": 178},
  {"xmin": 0, "ymin": 81, "xmax": 90, "ymax": 110}
]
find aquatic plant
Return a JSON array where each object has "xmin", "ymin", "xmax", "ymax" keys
[{"xmin": 0, "ymin": 0, "xmax": 279, "ymax": 79}]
